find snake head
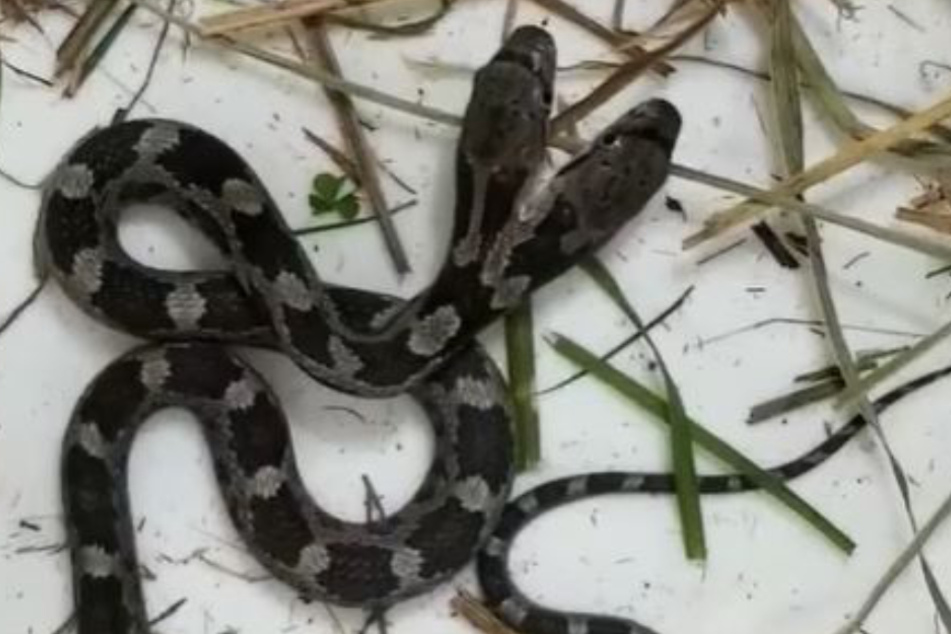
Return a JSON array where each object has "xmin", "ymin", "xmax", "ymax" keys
[
  {"xmin": 460, "ymin": 26, "xmax": 556, "ymax": 174},
  {"xmin": 555, "ymin": 99, "xmax": 681, "ymax": 254}
]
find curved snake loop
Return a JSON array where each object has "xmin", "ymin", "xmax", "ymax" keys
[
  {"xmin": 36, "ymin": 24, "xmax": 682, "ymax": 634},
  {"xmin": 36, "ymin": 22, "xmax": 951, "ymax": 634}
]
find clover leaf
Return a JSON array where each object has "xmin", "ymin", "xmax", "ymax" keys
[{"xmin": 309, "ymin": 172, "xmax": 361, "ymax": 220}]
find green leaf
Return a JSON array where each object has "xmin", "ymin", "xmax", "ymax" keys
[
  {"xmin": 313, "ymin": 172, "xmax": 344, "ymax": 202},
  {"xmin": 549, "ymin": 334, "xmax": 855, "ymax": 555},
  {"xmin": 309, "ymin": 172, "xmax": 362, "ymax": 219},
  {"xmin": 308, "ymin": 193, "xmax": 336, "ymax": 215},
  {"xmin": 335, "ymin": 194, "xmax": 361, "ymax": 220}
]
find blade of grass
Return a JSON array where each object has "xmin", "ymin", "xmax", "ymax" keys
[
  {"xmin": 611, "ymin": 0, "xmax": 625, "ymax": 31},
  {"xmin": 326, "ymin": 0, "xmax": 454, "ymax": 35},
  {"xmin": 765, "ymin": 2, "xmax": 951, "ymax": 624},
  {"xmin": 548, "ymin": 334, "xmax": 854, "ymax": 554},
  {"xmin": 835, "ymin": 314, "xmax": 951, "ymax": 408},
  {"xmin": 667, "ymin": 54, "xmax": 951, "ymax": 145},
  {"xmin": 684, "ymin": 90, "xmax": 951, "ymax": 249},
  {"xmin": 65, "ymin": 1, "xmax": 136, "ymax": 96},
  {"xmin": 795, "ymin": 347, "xmax": 906, "ymax": 383},
  {"xmin": 670, "ymin": 163, "xmax": 951, "ymax": 261},
  {"xmin": 129, "ymin": 0, "xmax": 463, "ymax": 126},
  {"xmin": 765, "ymin": 0, "xmax": 803, "ymax": 174},
  {"xmin": 199, "ymin": 0, "xmax": 381, "ymax": 36},
  {"xmin": 292, "ymin": 199, "xmax": 416, "ymax": 236},
  {"xmin": 616, "ymin": 0, "xmax": 731, "ymax": 53},
  {"xmin": 747, "ymin": 378, "xmax": 845, "ymax": 424},
  {"xmin": 505, "ymin": 301, "xmax": 541, "ymax": 471},
  {"xmin": 831, "ymin": 484, "xmax": 951, "ymax": 634},
  {"xmin": 766, "ymin": 0, "xmax": 890, "ymax": 555},
  {"xmin": 525, "ymin": 0, "xmax": 675, "ymax": 76},
  {"xmin": 55, "ymin": 0, "xmax": 121, "ymax": 76},
  {"xmin": 780, "ymin": 4, "xmax": 951, "ymax": 168},
  {"xmin": 582, "ymin": 258, "xmax": 705, "ymax": 559},
  {"xmin": 552, "ymin": 0, "xmax": 723, "ymax": 135},
  {"xmin": 748, "ymin": 347, "xmax": 903, "ymax": 423},
  {"xmin": 538, "ymin": 285, "xmax": 694, "ymax": 395},
  {"xmin": 500, "ymin": 0, "xmax": 518, "ymax": 41}
]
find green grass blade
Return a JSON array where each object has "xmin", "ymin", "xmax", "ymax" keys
[
  {"xmin": 580, "ymin": 258, "xmax": 705, "ymax": 559},
  {"xmin": 505, "ymin": 301, "xmax": 541, "ymax": 471},
  {"xmin": 549, "ymin": 334, "xmax": 855, "ymax": 554}
]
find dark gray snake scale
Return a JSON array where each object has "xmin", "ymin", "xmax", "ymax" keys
[{"xmin": 31, "ymin": 24, "xmax": 951, "ymax": 634}]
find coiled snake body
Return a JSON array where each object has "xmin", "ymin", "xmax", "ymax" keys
[{"xmin": 34, "ymin": 24, "xmax": 951, "ymax": 634}]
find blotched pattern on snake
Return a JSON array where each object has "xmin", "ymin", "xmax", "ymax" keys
[{"xmin": 36, "ymin": 22, "xmax": 941, "ymax": 634}]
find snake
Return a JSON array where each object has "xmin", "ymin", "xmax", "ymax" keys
[{"xmin": 32, "ymin": 22, "xmax": 951, "ymax": 634}]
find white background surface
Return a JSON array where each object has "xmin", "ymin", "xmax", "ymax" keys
[{"xmin": 3, "ymin": 1, "xmax": 951, "ymax": 633}]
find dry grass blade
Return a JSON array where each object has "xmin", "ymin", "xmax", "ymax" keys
[
  {"xmin": 683, "ymin": 90, "xmax": 951, "ymax": 249},
  {"xmin": 830, "ymin": 485, "xmax": 951, "ymax": 634},
  {"xmin": 526, "ymin": 0, "xmax": 674, "ymax": 76},
  {"xmin": 300, "ymin": 19, "xmax": 410, "ymax": 274},
  {"xmin": 452, "ymin": 590, "xmax": 523, "ymax": 634},
  {"xmin": 763, "ymin": 0, "xmax": 878, "ymax": 469},
  {"xmin": 199, "ymin": 0, "xmax": 381, "ymax": 36},
  {"xmin": 764, "ymin": 0, "xmax": 802, "ymax": 174},
  {"xmin": 0, "ymin": 0, "xmax": 49, "ymax": 32},
  {"xmin": 326, "ymin": 0, "xmax": 454, "ymax": 35},
  {"xmin": 759, "ymin": 4, "xmax": 951, "ymax": 623},
  {"xmin": 748, "ymin": 378, "xmax": 844, "ymax": 424},
  {"xmin": 129, "ymin": 0, "xmax": 463, "ymax": 126},
  {"xmin": 670, "ymin": 163, "xmax": 951, "ymax": 260},
  {"xmin": 835, "ymin": 315, "xmax": 951, "ymax": 409},
  {"xmin": 762, "ymin": 9, "xmax": 899, "ymax": 577},
  {"xmin": 611, "ymin": 0, "xmax": 625, "ymax": 30},
  {"xmin": 65, "ymin": 1, "xmax": 136, "ymax": 97},
  {"xmin": 55, "ymin": 0, "xmax": 120, "ymax": 76},
  {"xmin": 765, "ymin": 10, "xmax": 910, "ymax": 583},
  {"xmin": 669, "ymin": 54, "xmax": 951, "ymax": 143},
  {"xmin": 552, "ymin": 0, "xmax": 725, "ymax": 135},
  {"xmin": 302, "ymin": 126, "xmax": 361, "ymax": 182},
  {"xmin": 617, "ymin": 0, "xmax": 732, "ymax": 53},
  {"xmin": 500, "ymin": 0, "xmax": 518, "ymax": 41},
  {"xmin": 750, "ymin": 348, "xmax": 905, "ymax": 423},
  {"xmin": 896, "ymin": 175, "xmax": 951, "ymax": 233},
  {"xmin": 775, "ymin": 4, "xmax": 951, "ymax": 168}
]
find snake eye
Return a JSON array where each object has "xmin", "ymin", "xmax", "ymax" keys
[{"xmin": 600, "ymin": 132, "xmax": 619, "ymax": 147}]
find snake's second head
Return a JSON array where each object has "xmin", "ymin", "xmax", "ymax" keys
[
  {"xmin": 555, "ymin": 98, "xmax": 682, "ymax": 254},
  {"xmin": 460, "ymin": 26, "xmax": 557, "ymax": 174}
]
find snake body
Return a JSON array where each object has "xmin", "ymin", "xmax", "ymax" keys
[{"xmin": 34, "ymin": 22, "xmax": 946, "ymax": 634}]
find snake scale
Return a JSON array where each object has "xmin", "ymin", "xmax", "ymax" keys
[{"xmin": 32, "ymin": 24, "xmax": 951, "ymax": 634}]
